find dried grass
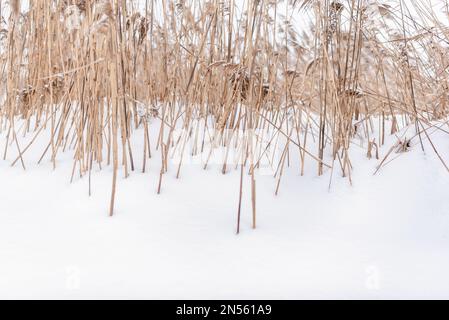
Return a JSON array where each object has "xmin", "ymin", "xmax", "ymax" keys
[{"xmin": 1, "ymin": 0, "xmax": 449, "ymax": 230}]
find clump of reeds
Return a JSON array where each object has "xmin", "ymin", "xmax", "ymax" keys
[{"xmin": 1, "ymin": 0, "xmax": 449, "ymax": 232}]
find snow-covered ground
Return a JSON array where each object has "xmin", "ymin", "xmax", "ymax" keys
[{"xmin": 1, "ymin": 118, "xmax": 449, "ymax": 299}]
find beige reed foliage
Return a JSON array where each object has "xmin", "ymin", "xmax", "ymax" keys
[{"xmin": 1, "ymin": 0, "xmax": 449, "ymax": 228}]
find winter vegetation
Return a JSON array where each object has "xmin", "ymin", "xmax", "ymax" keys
[
  {"xmin": 2, "ymin": 0, "xmax": 449, "ymax": 223},
  {"xmin": 1, "ymin": 0, "xmax": 449, "ymax": 299}
]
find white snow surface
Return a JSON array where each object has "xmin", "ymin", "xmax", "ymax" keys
[{"xmin": 1, "ymin": 118, "xmax": 449, "ymax": 299}]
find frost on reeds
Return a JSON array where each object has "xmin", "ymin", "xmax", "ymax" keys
[{"xmin": 1, "ymin": 0, "xmax": 449, "ymax": 231}]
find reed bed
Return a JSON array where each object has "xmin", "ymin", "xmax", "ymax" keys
[{"xmin": 1, "ymin": 0, "xmax": 449, "ymax": 230}]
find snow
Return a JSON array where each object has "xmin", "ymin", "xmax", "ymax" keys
[{"xmin": 1, "ymin": 117, "xmax": 449, "ymax": 299}]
